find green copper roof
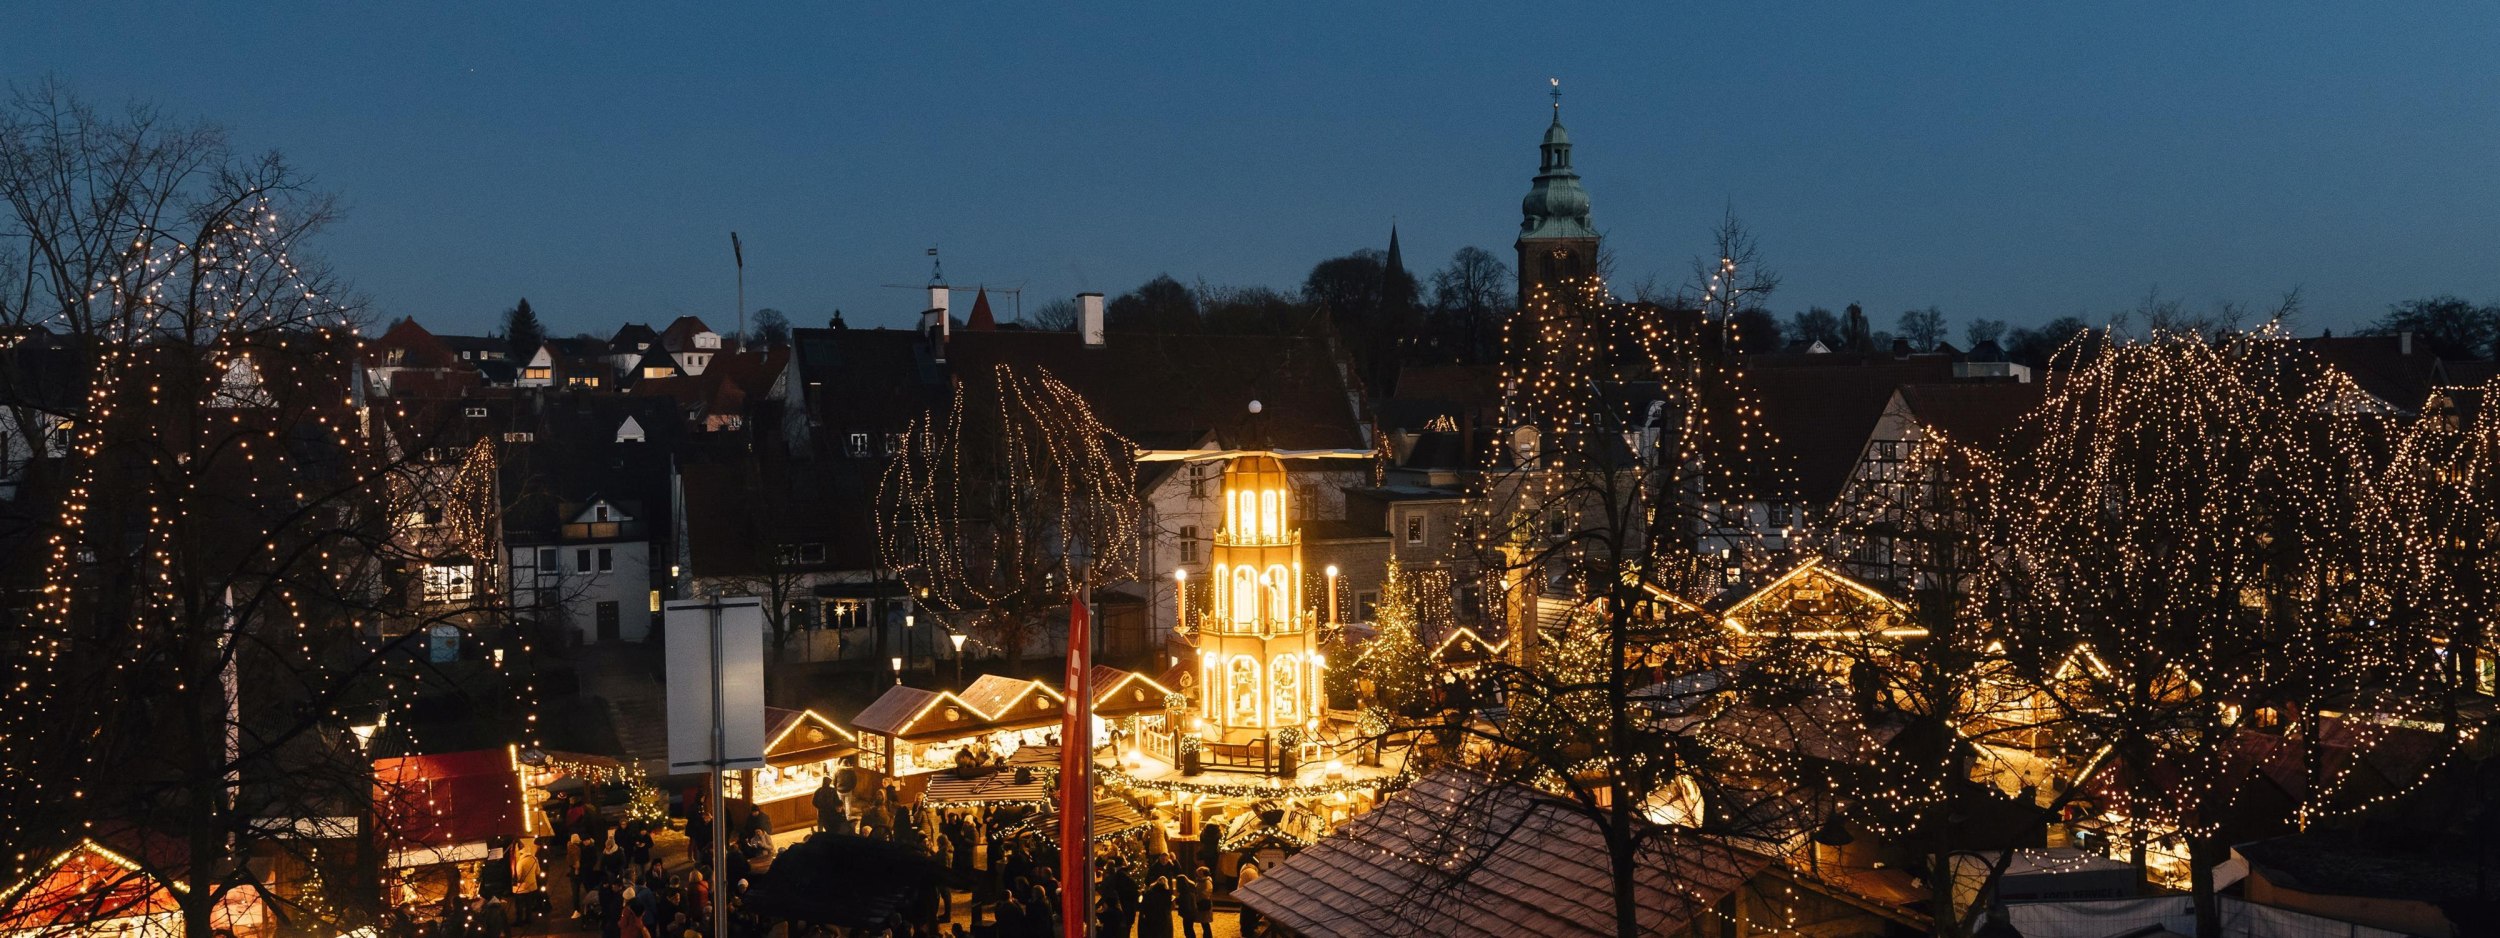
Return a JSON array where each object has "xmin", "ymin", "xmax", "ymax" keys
[{"xmin": 1520, "ymin": 114, "xmax": 1596, "ymax": 242}]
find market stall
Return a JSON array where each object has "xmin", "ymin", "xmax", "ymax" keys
[
  {"xmin": 849, "ymin": 676, "xmax": 1067, "ymax": 779},
  {"xmin": 372, "ymin": 747, "xmax": 532, "ymax": 909},
  {"xmin": 726, "ymin": 709, "xmax": 859, "ymax": 832},
  {"xmin": 1090, "ymin": 666, "xmax": 1181, "ymax": 766}
]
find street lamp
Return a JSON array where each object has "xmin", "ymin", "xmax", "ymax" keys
[
  {"xmin": 349, "ymin": 713, "xmax": 386, "ymax": 753},
  {"xmin": 949, "ymin": 631, "xmax": 969, "ymax": 687},
  {"xmin": 890, "ymin": 656, "xmax": 904, "ymax": 685},
  {"xmin": 905, "ymin": 612, "xmax": 916, "ymax": 675}
]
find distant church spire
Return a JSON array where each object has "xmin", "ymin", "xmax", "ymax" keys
[
  {"xmin": 1516, "ymin": 81, "xmax": 1599, "ymax": 308},
  {"xmin": 1385, "ymin": 223, "xmax": 1405, "ymax": 282}
]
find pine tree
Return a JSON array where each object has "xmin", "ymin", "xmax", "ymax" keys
[
  {"xmin": 1360, "ymin": 559, "xmax": 1433, "ymax": 715},
  {"xmin": 503, "ymin": 298, "xmax": 546, "ymax": 363}
]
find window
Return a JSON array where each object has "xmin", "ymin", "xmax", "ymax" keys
[
  {"xmin": 884, "ymin": 432, "xmax": 904, "ymax": 455},
  {"xmin": 465, "ymin": 406, "xmax": 488, "ymax": 418},
  {"xmin": 422, "ymin": 563, "xmax": 475, "ymax": 603},
  {"xmin": 595, "ymin": 504, "xmax": 610, "ymax": 522},
  {"xmin": 576, "ymin": 549, "xmax": 592, "ymax": 573},
  {"xmin": 1876, "ymin": 440, "xmax": 1900, "ymax": 460},
  {"xmin": 1355, "ymin": 591, "xmax": 1380, "ymax": 621},
  {"xmin": 503, "ymin": 431, "xmax": 533, "ymax": 443},
  {"xmin": 796, "ymin": 543, "xmax": 827, "ymax": 564},
  {"xmin": 649, "ymin": 590, "xmax": 662, "ymax": 613},
  {"xmin": 523, "ymin": 367, "xmax": 553, "ymax": 381},
  {"xmin": 1187, "ymin": 463, "xmax": 1211, "ymax": 498},
  {"xmin": 1405, "ymin": 513, "xmax": 1426, "ymax": 546},
  {"xmin": 848, "ymin": 433, "xmax": 870, "ymax": 457},
  {"xmin": 1178, "ymin": 526, "xmax": 1198, "ymax": 564},
  {"xmin": 1769, "ymin": 503, "xmax": 1794, "ymax": 528},
  {"xmin": 597, "ymin": 548, "xmax": 613, "ymax": 572},
  {"xmin": 537, "ymin": 548, "xmax": 557, "ymax": 573}
]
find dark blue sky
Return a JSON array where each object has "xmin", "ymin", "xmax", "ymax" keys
[{"xmin": 13, "ymin": 3, "xmax": 2498, "ymax": 338}]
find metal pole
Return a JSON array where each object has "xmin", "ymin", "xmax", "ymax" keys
[{"xmin": 709, "ymin": 605, "xmax": 729, "ymax": 938}]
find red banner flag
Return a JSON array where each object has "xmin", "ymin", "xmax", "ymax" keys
[{"xmin": 1060, "ymin": 591, "xmax": 1094, "ymax": 937}]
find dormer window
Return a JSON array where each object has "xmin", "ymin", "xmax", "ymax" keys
[{"xmin": 595, "ymin": 504, "xmax": 610, "ymax": 523}]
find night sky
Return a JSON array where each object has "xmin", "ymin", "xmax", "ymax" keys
[{"xmin": 11, "ymin": 3, "xmax": 2498, "ymax": 337}]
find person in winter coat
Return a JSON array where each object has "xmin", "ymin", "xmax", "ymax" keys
[
  {"xmin": 1234, "ymin": 860, "xmax": 1262, "ymax": 936},
  {"xmin": 811, "ymin": 777, "xmax": 843, "ymax": 832},
  {"xmin": 1136, "ymin": 875, "xmax": 1176, "ymax": 938}
]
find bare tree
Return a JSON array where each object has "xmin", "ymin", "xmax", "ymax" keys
[
  {"xmin": 1990, "ymin": 328, "xmax": 2455, "ymax": 935},
  {"xmin": 1896, "ymin": 306, "xmax": 1947, "ymax": 351},
  {"xmin": 1427, "ymin": 246, "xmax": 1511, "ymax": 363},
  {"xmin": 877, "ymin": 365, "xmax": 1142, "ymax": 669},
  {"xmin": 0, "ymin": 85, "xmax": 524, "ymax": 938},
  {"xmin": 1027, "ymin": 298, "xmax": 1080, "ymax": 332},
  {"xmin": 1372, "ymin": 273, "xmax": 1811, "ymax": 938}
]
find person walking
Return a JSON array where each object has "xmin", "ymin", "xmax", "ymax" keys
[
  {"xmin": 1136, "ymin": 875, "xmax": 1175, "ymax": 938},
  {"xmin": 811, "ymin": 777, "xmax": 842, "ymax": 833},
  {"xmin": 1233, "ymin": 860, "xmax": 1261, "ymax": 937},
  {"xmin": 1177, "ymin": 867, "xmax": 1213, "ymax": 938},
  {"xmin": 1098, "ymin": 863, "xmax": 1138, "ymax": 938}
]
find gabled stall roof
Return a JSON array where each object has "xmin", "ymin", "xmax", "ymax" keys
[
  {"xmin": 1718, "ymin": 558, "xmax": 1923, "ymax": 639},
  {"xmin": 1091, "ymin": 666, "xmax": 1178, "ymax": 717},
  {"xmin": 764, "ymin": 708, "xmax": 859, "ymax": 766},
  {"xmin": 958, "ymin": 674, "xmax": 1070, "ymax": 727},
  {"xmin": 1233, "ymin": 770, "xmax": 1769, "ymax": 938}
]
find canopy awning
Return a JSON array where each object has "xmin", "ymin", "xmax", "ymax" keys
[{"xmin": 921, "ymin": 768, "xmax": 1054, "ymax": 807}]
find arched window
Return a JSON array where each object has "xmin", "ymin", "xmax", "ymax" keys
[
  {"xmin": 1264, "ymin": 565, "xmax": 1292, "ymax": 626},
  {"xmin": 1270, "ymin": 654, "xmax": 1302, "ymax": 725},
  {"xmin": 1232, "ymin": 567, "xmax": 1257, "ymax": 627},
  {"xmin": 1228, "ymin": 655, "xmax": 1262, "ymax": 726}
]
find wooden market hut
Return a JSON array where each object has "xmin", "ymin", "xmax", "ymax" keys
[
  {"xmin": 849, "ymin": 676, "xmax": 1068, "ymax": 778},
  {"xmin": 733, "ymin": 708, "xmax": 860, "ymax": 831}
]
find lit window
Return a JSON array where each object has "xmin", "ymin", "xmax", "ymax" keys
[
  {"xmin": 649, "ymin": 590, "xmax": 661, "ymax": 613},
  {"xmin": 423, "ymin": 564, "xmax": 475, "ymax": 603},
  {"xmin": 1405, "ymin": 513, "xmax": 1426, "ymax": 546}
]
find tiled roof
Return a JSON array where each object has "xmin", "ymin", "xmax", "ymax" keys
[
  {"xmin": 1233, "ymin": 771, "xmax": 1768, "ymax": 937},
  {"xmin": 1750, "ymin": 356, "xmax": 1957, "ymax": 505},
  {"xmin": 1894, "ymin": 382, "xmax": 2045, "ymax": 457},
  {"xmin": 2299, "ymin": 334, "xmax": 2445, "ymax": 414},
  {"xmin": 946, "ymin": 331, "xmax": 1365, "ymax": 450}
]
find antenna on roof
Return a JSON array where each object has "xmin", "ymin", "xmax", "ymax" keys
[{"xmin": 927, "ymin": 246, "xmax": 944, "ymax": 285}]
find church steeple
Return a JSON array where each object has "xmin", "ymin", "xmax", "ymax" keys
[{"xmin": 1517, "ymin": 80, "xmax": 1600, "ymax": 309}]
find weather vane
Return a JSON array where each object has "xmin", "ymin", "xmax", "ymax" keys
[{"xmin": 1549, "ymin": 77, "xmax": 1562, "ymax": 113}]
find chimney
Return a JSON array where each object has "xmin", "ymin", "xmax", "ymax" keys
[
  {"xmin": 924, "ymin": 284, "xmax": 950, "ymax": 339},
  {"xmin": 1079, "ymin": 293, "xmax": 1106, "ymax": 347},
  {"xmin": 922, "ymin": 284, "xmax": 950, "ymax": 362}
]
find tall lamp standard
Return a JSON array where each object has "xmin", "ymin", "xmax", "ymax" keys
[
  {"xmin": 904, "ymin": 612, "xmax": 916, "ymax": 677},
  {"xmin": 1174, "ymin": 569, "xmax": 1188, "ymax": 637},
  {"xmin": 890, "ymin": 656, "xmax": 904, "ymax": 685},
  {"xmin": 949, "ymin": 632, "xmax": 969, "ymax": 687}
]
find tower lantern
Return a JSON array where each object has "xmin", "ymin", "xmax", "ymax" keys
[{"xmin": 1198, "ymin": 454, "xmax": 1325, "ymax": 748}]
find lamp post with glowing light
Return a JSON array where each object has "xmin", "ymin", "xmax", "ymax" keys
[
  {"xmin": 890, "ymin": 656, "xmax": 903, "ymax": 685},
  {"xmin": 950, "ymin": 631, "xmax": 969, "ymax": 687},
  {"xmin": 904, "ymin": 611, "xmax": 916, "ymax": 678}
]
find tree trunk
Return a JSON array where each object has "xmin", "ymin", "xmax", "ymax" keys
[{"xmin": 2190, "ymin": 836, "xmax": 2222, "ymax": 938}]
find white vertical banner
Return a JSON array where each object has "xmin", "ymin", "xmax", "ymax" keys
[{"xmin": 665, "ymin": 598, "xmax": 768, "ymax": 774}]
